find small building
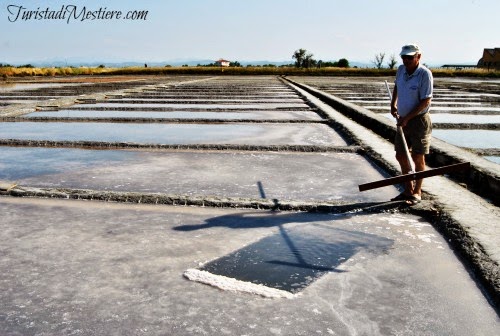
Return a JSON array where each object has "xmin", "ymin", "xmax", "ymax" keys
[
  {"xmin": 441, "ymin": 64, "xmax": 477, "ymax": 70},
  {"xmin": 215, "ymin": 59, "xmax": 230, "ymax": 67},
  {"xmin": 477, "ymin": 48, "xmax": 500, "ymax": 70}
]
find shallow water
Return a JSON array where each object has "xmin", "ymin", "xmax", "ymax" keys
[
  {"xmin": 484, "ymin": 156, "xmax": 500, "ymax": 164},
  {"xmin": 130, "ymin": 94, "xmax": 299, "ymax": 98},
  {"xmin": 199, "ymin": 223, "xmax": 393, "ymax": 293},
  {"xmin": 432, "ymin": 130, "xmax": 500, "ymax": 149},
  {"xmin": 350, "ymin": 100, "xmax": 484, "ymax": 106},
  {"xmin": 382, "ymin": 113, "xmax": 500, "ymax": 124},
  {"xmin": 367, "ymin": 106, "xmax": 500, "ymax": 112},
  {"xmin": 0, "ymin": 147, "xmax": 132, "ymax": 179},
  {"xmin": 88, "ymin": 103, "xmax": 309, "ymax": 109},
  {"xmin": 24, "ymin": 110, "xmax": 323, "ymax": 120},
  {"xmin": 110, "ymin": 98, "xmax": 304, "ymax": 103},
  {"xmin": 0, "ymin": 147, "xmax": 393, "ymax": 202},
  {"xmin": 0, "ymin": 83, "xmax": 80, "ymax": 92},
  {"xmin": 0, "ymin": 99, "xmax": 51, "ymax": 105},
  {"xmin": 0, "ymin": 96, "xmax": 60, "ymax": 100},
  {"xmin": 0, "ymin": 122, "xmax": 345, "ymax": 146}
]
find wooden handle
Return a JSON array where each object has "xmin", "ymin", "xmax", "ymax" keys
[{"xmin": 359, "ymin": 162, "xmax": 470, "ymax": 192}]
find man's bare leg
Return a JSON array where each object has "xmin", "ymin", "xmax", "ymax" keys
[{"xmin": 412, "ymin": 153, "xmax": 426, "ymax": 196}]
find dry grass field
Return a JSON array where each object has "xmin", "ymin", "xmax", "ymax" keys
[{"xmin": 1, "ymin": 65, "xmax": 498, "ymax": 78}]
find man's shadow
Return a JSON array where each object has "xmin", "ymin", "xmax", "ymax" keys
[{"xmin": 174, "ymin": 181, "xmax": 404, "ymax": 232}]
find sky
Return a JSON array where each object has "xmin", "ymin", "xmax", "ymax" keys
[{"xmin": 1, "ymin": 0, "xmax": 499, "ymax": 66}]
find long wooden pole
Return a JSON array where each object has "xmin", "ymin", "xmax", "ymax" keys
[
  {"xmin": 358, "ymin": 162, "xmax": 470, "ymax": 192},
  {"xmin": 385, "ymin": 80, "xmax": 414, "ymax": 173}
]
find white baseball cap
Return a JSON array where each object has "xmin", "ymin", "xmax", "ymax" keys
[{"xmin": 400, "ymin": 44, "xmax": 421, "ymax": 56}]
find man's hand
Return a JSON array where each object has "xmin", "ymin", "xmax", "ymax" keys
[
  {"xmin": 391, "ymin": 106, "xmax": 399, "ymax": 119},
  {"xmin": 397, "ymin": 116, "xmax": 409, "ymax": 127}
]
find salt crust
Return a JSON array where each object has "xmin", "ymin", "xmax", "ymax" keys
[{"xmin": 183, "ymin": 269, "xmax": 298, "ymax": 299}]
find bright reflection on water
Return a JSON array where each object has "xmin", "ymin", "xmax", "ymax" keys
[
  {"xmin": 383, "ymin": 113, "xmax": 500, "ymax": 124},
  {"xmin": 89, "ymin": 103, "xmax": 309, "ymax": 109},
  {"xmin": 0, "ymin": 122, "xmax": 343, "ymax": 145},
  {"xmin": 374, "ymin": 106, "xmax": 500, "ymax": 112},
  {"xmin": 111, "ymin": 98, "xmax": 304, "ymax": 103},
  {"xmin": 432, "ymin": 130, "xmax": 500, "ymax": 149},
  {"xmin": 485, "ymin": 156, "xmax": 500, "ymax": 164},
  {"xmin": 0, "ymin": 83, "xmax": 80, "ymax": 92},
  {"xmin": 24, "ymin": 110, "xmax": 322, "ymax": 120},
  {"xmin": 0, "ymin": 147, "xmax": 132, "ymax": 179}
]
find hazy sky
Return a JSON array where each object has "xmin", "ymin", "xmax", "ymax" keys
[{"xmin": 1, "ymin": 0, "xmax": 498, "ymax": 65}]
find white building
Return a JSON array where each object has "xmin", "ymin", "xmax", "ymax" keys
[{"xmin": 216, "ymin": 59, "xmax": 230, "ymax": 67}]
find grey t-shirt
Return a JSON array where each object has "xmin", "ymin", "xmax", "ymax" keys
[{"xmin": 395, "ymin": 64, "xmax": 433, "ymax": 117}]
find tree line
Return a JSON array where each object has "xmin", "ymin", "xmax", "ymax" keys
[
  {"xmin": 292, "ymin": 48, "xmax": 402, "ymax": 69},
  {"xmin": 0, "ymin": 63, "xmax": 34, "ymax": 68},
  {"xmin": 292, "ymin": 48, "xmax": 349, "ymax": 68},
  {"xmin": 1, "ymin": 50, "xmax": 400, "ymax": 70}
]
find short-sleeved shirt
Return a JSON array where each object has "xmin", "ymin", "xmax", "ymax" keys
[{"xmin": 395, "ymin": 64, "xmax": 433, "ymax": 117}]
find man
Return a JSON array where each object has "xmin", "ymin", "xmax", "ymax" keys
[{"xmin": 390, "ymin": 44, "xmax": 433, "ymax": 204}]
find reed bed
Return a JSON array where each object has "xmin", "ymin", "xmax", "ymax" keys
[
  {"xmin": 0, "ymin": 66, "xmax": 110, "ymax": 78},
  {"xmin": 1, "ymin": 65, "xmax": 498, "ymax": 78}
]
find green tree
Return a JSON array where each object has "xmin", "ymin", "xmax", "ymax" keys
[
  {"xmin": 337, "ymin": 58, "xmax": 349, "ymax": 68},
  {"xmin": 292, "ymin": 48, "xmax": 307, "ymax": 68},
  {"xmin": 292, "ymin": 49, "xmax": 318, "ymax": 68},
  {"xmin": 321, "ymin": 61, "xmax": 337, "ymax": 67},
  {"xmin": 303, "ymin": 53, "xmax": 316, "ymax": 68}
]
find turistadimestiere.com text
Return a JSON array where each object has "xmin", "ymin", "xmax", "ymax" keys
[{"xmin": 7, "ymin": 5, "xmax": 149, "ymax": 23}]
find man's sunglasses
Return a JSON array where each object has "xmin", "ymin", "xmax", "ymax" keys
[{"xmin": 401, "ymin": 55, "xmax": 416, "ymax": 60}]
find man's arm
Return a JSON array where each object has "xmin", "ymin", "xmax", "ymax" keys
[{"xmin": 390, "ymin": 85, "xmax": 398, "ymax": 119}]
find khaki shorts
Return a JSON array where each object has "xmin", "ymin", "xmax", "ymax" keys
[{"xmin": 395, "ymin": 113, "xmax": 432, "ymax": 155}]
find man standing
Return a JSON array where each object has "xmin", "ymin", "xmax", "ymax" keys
[{"xmin": 390, "ymin": 44, "xmax": 433, "ymax": 204}]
